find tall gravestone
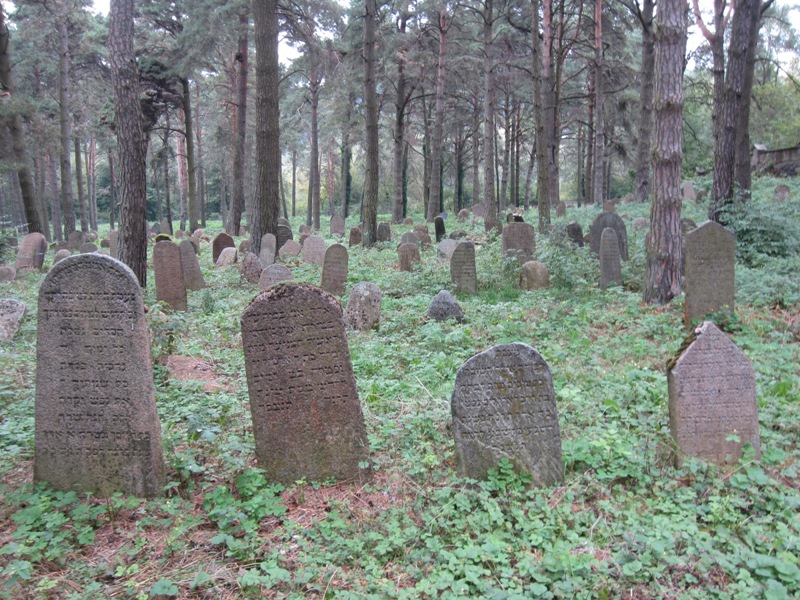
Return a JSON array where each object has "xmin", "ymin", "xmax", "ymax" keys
[
  {"xmin": 212, "ymin": 232, "xmax": 235, "ymax": 264},
  {"xmin": 35, "ymin": 254, "xmax": 166, "ymax": 497},
  {"xmin": 321, "ymin": 244, "xmax": 348, "ymax": 295},
  {"xmin": 377, "ymin": 222, "xmax": 392, "ymax": 242},
  {"xmin": 241, "ymin": 283, "xmax": 370, "ymax": 484},
  {"xmin": 451, "ymin": 241, "xmax": 477, "ymax": 294},
  {"xmin": 179, "ymin": 239, "xmax": 205, "ymax": 291},
  {"xmin": 302, "ymin": 235, "xmax": 327, "ymax": 265},
  {"xmin": 240, "ymin": 252, "xmax": 263, "ymax": 284},
  {"xmin": 399, "ymin": 232, "xmax": 419, "ymax": 247},
  {"xmin": 15, "ymin": 232, "xmax": 48, "ymax": 271},
  {"xmin": 668, "ymin": 321, "xmax": 759, "ymax": 466},
  {"xmin": 398, "ymin": 243, "xmax": 421, "ymax": 272},
  {"xmin": 260, "ymin": 233, "xmax": 277, "ymax": 266},
  {"xmin": 599, "ymin": 228, "xmax": 622, "ymax": 290},
  {"xmin": 589, "ymin": 213, "xmax": 628, "ymax": 261},
  {"xmin": 330, "ymin": 215, "xmax": 346, "ymax": 237},
  {"xmin": 501, "ymin": 222, "xmax": 536, "ymax": 264},
  {"xmin": 349, "ymin": 227, "xmax": 362, "ymax": 247},
  {"xmin": 434, "ymin": 216, "xmax": 446, "ymax": 242},
  {"xmin": 566, "ymin": 222, "xmax": 584, "ymax": 247},
  {"xmin": 108, "ymin": 230, "xmax": 119, "ymax": 259},
  {"xmin": 153, "ymin": 240, "xmax": 188, "ymax": 310},
  {"xmin": 276, "ymin": 225, "xmax": 293, "ymax": 253},
  {"xmin": 684, "ymin": 221, "xmax": 735, "ymax": 326},
  {"xmin": 451, "ymin": 343, "xmax": 564, "ymax": 486}
]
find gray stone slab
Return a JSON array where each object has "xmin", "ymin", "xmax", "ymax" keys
[
  {"xmin": 589, "ymin": 213, "xmax": 628, "ymax": 261},
  {"xmin": 154, "ymin": 240, "xmax": 187, "ymax": 311},
  {"xmin": 451, "ymin": 241, "xmax": 477, "ymax": 294},
  {"xmin": 0, "ymin": 298, "xmax": 26, "ymax": 342},
  {"xmin": 343, "ymin": 282, "xmax": 382, "ymax": 331},
  {"xmin": 398, "ymin": 243, "xmax": 421, "ymax": 272},
  {"xmin": 321, "ymin": 244, "xmax": 348, "ymax": 296},
  {"xmin": 684, "ymin": 221, "xmax": 734, "ymax": 326},
  {"xmin": 180, "ymin": 240, "xmax": 205, "ymax": 291},
  {"xmin": 258, "ymin": 264, "xmax": 293, "ymax": 290},
  {"xmin": 502, "ymin": 222, "xmax": 536, "ymax": 264},
  {"xmin": 599, "ymin": 227, "xmax": 622, "ymax": 290}
]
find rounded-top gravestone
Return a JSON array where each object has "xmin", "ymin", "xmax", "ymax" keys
[
  {"xmin": 427, "ymin": 290, "xmax": 465, "ymax": 323},
  {"xmin": 302, "ymin": 235, "xmax": 327, "ymax": 265},
  {"xmin": 343, "ymin": 282, "xmax": 382, "ymax": 331},
  {"xmin": 259, "ymin": 263, "xmax": 293, "ymax": 290},
  {"xmin": 589, "ymin": 212, "xmax": 628, "ymax": 261},
  {"xmin": 320, "ymin": 244, "xmax": 349, "ymax": 296},
  {"xmin": 15, "ymin": 232, "xmax": 48, "ymax": 271},
  {"xmin": 212, "ymin": 232, "xmax": 235, "ymax": 264},
  {"xmin": 153, "ymin": 240, "xmax": 187, "ymax": 310}
]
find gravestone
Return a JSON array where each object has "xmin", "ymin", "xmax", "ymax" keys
[
  {"xmin": 180, "ymin": 240, "xmax": 205, "ymax": 291},
  {"xmin": 100, "ymin": 239, "xmax": 110, "ymax": 248},
  {"xmin": 240, "ymin": 252, "xmax": 263, "ymax": 284},
  {"xmin": 599, "ymin": 228, "xmax": 622, "ymax": 290},
  {"xmin": 520, "ymin": 261, "xmax": 549, "ymax": 290},
  {"xmin": 35, "ymin": 254, "xmax": 166, "ymax": 497},
  {"xmin": 773, "ymin": 184, "xmax": 790, "ymax": 203},
  {"xmin": 555, "ymin": 201, "xmax": 566, "ymax": 217},
  {"xmin": 377, "ymin": 222, "xmax": 392, "ymax": 242},
  {"xmin": 437, "ymin": 239, "xmax": 458, "ymax": 261},
  {"xmin": 428, "ymin": 290, "xmax": 465, "ymax": 323},
  {"xmin": 667, "ymin": 321, "xmax": 759, "ymax": 466},
  {"xmin": 472, "ymin": 203, "xmax": 486, "ymax": 218},
  {"xmin": 457, "ymin": 209, "xmax": 469, "ymax": 221},
  {"xmin": 15, "ymin": 232, "xmax": 48, "ymax": 271},
  {"xmin": 241, "ymin": 283, "xmax": 370, "ymax": 484},
  {"xmin": 632, "ymin": 217, "xmax": 648, "ymax": 232},
  {"xmin": 434, "ymin": 216, "xmax": 446, "ymax": 242},
  {"xmin": 160, "ymin": 220, "xmax": 171, "ymax": 236},
  {"xmin": 349, "ymin": 227, "xmax": 362, "ymax": 247},
  {"xmin": 238, "ymin": 239, "xmax": 251, "ymax": 255},
  {"xmin": 413, "ymin": 224, "xmax": 430, "ymax": 235},
  {"xmin": 484, "ymin": 218, "xmax": 503, "ymax": 235},
  {"xmin": 278, "ymin": 239, "xmax": 302, "ymax": 258},
  {"xmin": 54, "ymin": 249, "xmax": 71, "ymax": 264},
  {"xmin": 501, "ymin": 222, "xmax": 536, "ymax": 264},
  {"xmin": 403, "ymin": 217, "xmax": 414, "ymax": 225},
  {"xmin": 67, "ymin": 231, "xmax": 85, "ymax": 250},
  {"xmin": 398, "ymin": 243, "xmax": 421, "ymax": 272},
  {"xmin": 298, "ymin": 224, "xmax": 312, "ymax": 236},
  {"xmin": 0, "ymin": 298, "xmax": 26, "ymax": 342},
  {"xmin": 175, "ymin": 230, "xmax": 185, "ymax": 239},
  {"xmin": 321, "ymin": 244, "xmax": 349, "ymax": 296},
  {"xmin": 451, "ymin": 241, "xmax": 477, "ymax": 295},
  {"xmin": 451, "ymin": 343, "xmax": 564, "ymax": 486},
  {"xmin": 276, "ymin": 224, "xmax": 293, "ymax": 252},
  {"xmin": 681, "ymin": 181, "xmax": 696, "ymax": 201},
  {"xmin": 79, "ymin": 243, "xmax": 97, "ymax": 254},
  {"xmin": 414, "ymin": 229, "xmax": 433, "ymax": 247},
  {"xmin": 153, "ymin": 240, "xmax": 187, "ymax": 311},
  {"xmin": 589, "ymin": 212, "xmax": 628, "ymax": 260},
  {"xmin": 449, "ymin": 230, "xmax": 467, "ymax": 240},
  {"xmin": 399, "ymin": 232, "xmax": 419, "ymax": 247},
  {"xmin": 258, "ymin": 263, "xmax": 293, "ymax": 290},
  {"xmin": 260, "ymin": 233, "xmax": 277, "ymax": 266},
  {"xmin": 151, "ymin": 222, "xmax": 161, "ymax": 235},
  {"xmin": 186, "ymin": 236, "xmax": 200, "ymax": 254},
  {"xmin": 212, "ymin": 232, "xmax": 235, "ymax": 264},
  {"xmin": 684, "ymin": 221, "xmax": 734, "ymax": 326},
  {"xmin": 681, "ymin": 218, "xmax": 698, "ymax": 235},
  {"xmin": 278, "ymin": 217, "xmax": 290, "ymax": 227},
  {"xmin": 302, "ymin": 235, "xmax": 327, "ymax": 265},
  {"xmin": 565, "ymin": 221, "xmax": 585, "ymax": 247},
  {"xmin": 299, "ymin": 232, "xmax": 310, "ymax": 247},
  {"xmin": 343, "ymin": 282, "xmax": 382, "ymax": 331},
  {"xmin": 330, "ymin": 215, "xmax": 346, "ymax": 237},
  {"xmin": 216, "ymin": 247, "xmax": 238, "ymax": 268},
  {"xmin": 603, "ymin": 201, "xmax": 616, "ymax": 214},
  {"xmin": 0, "ymin": 267, "xmax": 16, "ymax": 283}
]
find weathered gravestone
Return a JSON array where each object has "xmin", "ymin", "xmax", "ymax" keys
[
  {"xmin": 398, "ymin": 243, "xmax": 421, "ymax": 272},
  {"xmin": 773, "ymin": 184, "xmax": 791, "ymax": 203},
  {"xmin": 15, "ymin": 232, "xmax": 48, "ymax": 271},
  {"xmin": 0, "ymin": 298, "xmax": 26, "ymax": 342},
  {"xmin": 54, "ymin": 249, "xmax": 71, "ymax": 264},
  {"xmin": 276, "ymin": 224, "xmax": 293, "ymax": 253},
  {"xmin": 186, "ymin": 236, "xmax": 200, "ymax": 254},
  {"xmin": 414, "ymin": 229, "xmax": 433, "ymax": 247},
  {"xmin": 299, "ymin": 232, "xmax": 310, "ymax": 247},
  {"xmin": 321, "ymin": 244, "xmax": 348, "ymax": 296},
  {"xmin": 434, "ymin": 216, "xmax": 446, "ymax": 242},
  {"xmin": 151, "ymin": 222, "xmax": 161, "ymax": 235},
  {"xmin": 519, "ymin": 261, "xmax": 549, "ymax": 290},
  {"xmin": 67, "ymin": 231, "xmax": 85, "ymax": 250},
  {"xmin": 484, "ymin": 218, "xmax": 503, "ymax": 235},
  {"xmin": 349, "ymin": 227, "xmax": 362, "ymax": 247},
  {"xmin": 216, "ymin": 247, "xmax": 238, "ymax": 268},
  {"xmin": 451, "ymin": 343, "xmax": 564, "ymax": 486},
  {"xmin": 79, "ymin": 242, "xmax": 98, "ymax": 254},
  {"xmin": 34, "ymin": 254, "xmax": 166, "ymax": 497},
  {"xmin": 343, "ymin": 282, "xmax": 382, "ymax": 331},
  {"xmin": 428, "ymin": 290, "xmax": 465, "ymax": 322},
  {"xmin": 278, "ymin": 217, "xmax": 291, "ymax": 227},
  {"xmin": 681, "ymin": 181, "xmax": 696, "ymax": 202},
  {"xmin": 555, "ymin": 201, "xmax": 566, "ymax": 217},
  {"xmin": 667, "ymin": 321, "xmax": 759, "ymax": 466},
  {"xmin": 602, "ymin": 201, "xmax": 616, "ymax": 214},
  {"xmin": 472, "ymin": 203, "xmax": 486, "ymax": 218},
  {"xmin": 179, "ymin": 240, "xmax": 205, "ymax": 291},
  {"xmin": 681, "ymin": 218, "xmax": 698, "ymax": 235},
  {"xmin": 153, "ymin": 240, "xmax": 187, "ymax": 311},
  {"xmin": 298, "ymin": 224, "xmax": 312, "ymax": 236},
  {"xmin": 259, "ymin": 233, "xmax": 277, "ymax": 266},
  {"xmin": 451, "ymin": 241, "xmax": 477, "ymax": 294},
  {"xmin": 108, "ymin": 230, "xmax": 119, "ymax": 259},
  {"xmin": 279, "ymin": 239, "xmax": 302, "ymax": 258},
  {"xmin": 160, "ymin": 220, "xmax": 171, "ymax": 236},
  {"xmin": 683, "ymin": 221, "xmax": 734, "ymax": 326},
  {"xmin": 238, "ymin": 239, "xmax": 251, "ymax": 255},
  {"xmin": 403, "ymin": 217, "xmax": 414, "ymax": 225},
  {"xmin": 258, "ymin": 263, "xmax": 293, "ymax": 290},
  {"xmin": 566, "ymin": 222, "xmax": 584, "ymax": 247},
  {"xmin": 377, "ymin": 222, "xmax": 392, "ymax": 242},
  {"xmin": 240, "ymin": 252, "xmax": 263, "ymax": 285},
  {"xmin": 437, "ymin": 239, "xmax": 458, "ymax": 261},
  {"xmin": 241, "ymin": 283, "xmax": 370, "ymax": 484},
  {"xmin": 399, "ymin": 232, "xmax": 419, "ymax": 247},
  {"xmin": 330, "ymin": 215, "xmax": 346, "ymax": 237},
  {"xmin": 599, "ymin": 228, "xmax": 622, "ymax": 290},
  {"xmin": 589, "ymin": 212, "xmax": 628, "ymax": 261},
  {"xmin": 457, "ymin": 208, "xmax": 469, "ymax": 222},
  {"xmin": 0, "ymin": 267, "xmax": 16, "ymax": 282},
  {"xmin": 501, "ymin": 222, "xmax": 536, "ymax": 264},
  {"xmin": 632, "ymin": 217, "xmax": 648, "ymax": 232},
  {"xmin": 212, "ymin": 232, "xmax": 235, "ymax": 264},
  {"xmin": 302, "ymin": 235, "xmax": 327, "ymax": 265}
]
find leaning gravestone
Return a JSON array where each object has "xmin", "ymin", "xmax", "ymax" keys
[
  {"xmin": 258, "ymin": 263, "xmax": 293, "ymax": 290},
  {"xmin": 589, "ymin": 212, "xmax": 628, "ymax": 261},
  {"xmin": 153, "ymin": 240, "xmax": 187, "ymax": 311},
  {"xmin": 501, "ymin": 222, "xmax": 536, "ymax": 264},
  {"xmin": 321, "ymin": 244, "xmax": 349, "ymax": 296},
  {"xmin": 260, "ymin": 233, "xmax": 277, "ymax": 266},
  {"xmin": 667, "ymin": 321, "xmax": 760, "ymax": 466},
  {"xmin": 343, "ymin": 282, "xmax": 382, "ymax": 331},
  {"xmin": 349, "ymin": 227, "xmax": 362, "ymax": 247},
  {"xmin": 451, "ymin": 241, "xmax": 477, "ymax": 294},
  {"xmin": 599, "ymin": 228, "xmax": 622, "ymax": 290},
  {"xmin": 0, "ymin": 298, "xmax": 26, "ymax": 342},
  {"xmin": 399, "ymin": 232, "xmax": 419, "ymax": 247},
  {"xmin": 377, "ymin": 222, "xmax": 392, "ymax": 242},
  {"xmin": 15, "ymin": 232, "xmax": 48, "ymax": 271},
  {"xmin": 179, "ymin": 239, "xmax": 205, "ymax": 291},
  {"xmin": 330, "ymin": 215, "xmax": 346, "ymax": 237},
  {"xmin": 216, "ymin": 247, "xmax": 238, "ymax": 268},
  {"xmin": 276, "ymin": 224, "xmax": 293, "ymax": 253},
  {"xmin": 34, "ymin": 254, "xmax": 166, "ymax": 497},
  {"xmin": 278, "ymin": 239, "xmax": 302, "ymax": 258},
  {"xmin": 434, "ymin": 216, "xmax": 446, "ymax": 242},
  {"xmin": 451, "ymin": 343, "xmax": 564, "ymax": 486},
  {"xmin": 566, "ymin": 222, "xmax": 584, "ymax": 247},
  {"xmin": 519, "ymin": 261, "xmax": 549, "ymax": 290},
  {"xmin": 437, "ymin": 239, "xmax": 458, "ymax": 261},
  {"xmin": 684, "ymin": 221, "xmax": 734, "ymax": 326},
  {"xmin": 212, "ymin": 232, "xmax": 235, "ymax": 264},
  {"xmin": 398, "ymin": 243, "xmax": 421, "ymax": 272},
  {"xmin": 302, "ymin": 235, "xmax": 327, "ymax": 265},
  {"xmin": 241, "ymin": 283, "xmax": 370, "ymax": 484},
  {"xmin": 0, "ymin": 267, "xmax": 15, "ymax": 283},
  {"xmin": 240, "ymin": 252, "xmax": 263, "ymax": 285},
  {"xmin": 428, "ymin": 290, "xmax": 464, "ymax": 322}
]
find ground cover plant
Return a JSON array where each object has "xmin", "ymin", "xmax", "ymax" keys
[{"xmin": 0, "ymin": 179, "xmax": 799, "ymax": 599}]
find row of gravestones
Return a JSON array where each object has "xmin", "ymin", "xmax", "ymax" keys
[{"xmin": 33, "ymin": 253, "xmax": 759, "ymax": 497}]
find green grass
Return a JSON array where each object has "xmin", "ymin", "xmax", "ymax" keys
[{"xmin": 0, "ymin": 183, "xmax": 798, "ymax": 599}]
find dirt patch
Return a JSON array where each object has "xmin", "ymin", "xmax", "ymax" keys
[{"xmin": 164, "ymin": 355, "xmax": 230, "ymax": 392}]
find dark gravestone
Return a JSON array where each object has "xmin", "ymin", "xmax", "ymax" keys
[
  {"xmin": 343, "ymin": 282, "xmax": 382, "ymax": 331},
  {"xmin": 100, "ymin": 239, "xmax": 110, "ymax": 248},
  {"xmin": 349, "ymin": 227, "xmax": 363, "ymax": 247},
  {"xmin": 259, "ymin": 263, "xmax": 293, "ymax": 290},
  {"xmin": 399, "ymin": 232, "xmax": 419, "ymax": 247},
  {"xmin": 67, "ymin": 231, "xmax": 85, "ymax": 250},
  {"xmin": 484, "ymin": 218, "xmax": 502, "ymax": 234},
  {"xmin": 240, "ymin": 252, "xmax": 263, "ymax": 284},
  {"xmin": 451, "ymin": 343, "xmax": 564, "ymax": 486},
  {"xmin": 180, "ymin": 240, "xmax": 205, "ymax": 291},
  {"xmin": 212, "ymin": 232, "xmax": 235, "ymax": 264},
  {"xmin": 501, "ymin": 222, "xmax": 536, "ymax": 265},
  {"xmin": 79, "ymin": 242, "xmax": 98, "ymax": 254},
  {"xmin": 0, "ymin": 298, "xmax": 26, "ymax": 342},
  {"xmin": 599, "ymin": 228, "xmax": 622, "ymax": 290},
  {"xmin": 108, "ymin": 230, "xmax": 119, "ymax": 259},
  {"xmin": 414, "ymin": 229, "xmax": 433, "ymax": 247},
  {"xmin": 241, "ymin": 283, "xmax": 370, "ymax": 484},
  {"xmin": 555, "ymin": 201, "xmax": 566, "ymax": 217},
  {"xmin": 377, "ymin": 222, "xmax": 392, "ymax": 242},
  {"xmin": 276, "ymin": 225, "xmax": 293, "ymax": 253},
  {"xmin": 451, "ymin": 241, "xmax": 477, "ymax": 295},
  {"xmin": 278, "ymin": 217, "xmax": 291, "ymax": 227},
  {"xmin": 54, "ymin": 249, "xmax": 72, "ymax": 264},
  {"xmin": 321, "ymin": 244, "xmax": 349, "ymax": 296},
  {"xmin": 35, "ymin": 254, "xmax": 166, "ymax": 497},
  {"xmin": 15, "ymin": 232, "xmax": 48, "ymax": 271},
  {"xmin": 153, "ymin": 241, "xmax": 187, "ymax": 311},
  {"xmin": 330, "ymin": 215, "xmax": 346, "ymax": 237},
  {"xmin": 403, "ymin": 217, "xmax": 414, "ymax": 225},
  {"xmin": 0, "ymin": 267, "xmax": 15, "ymax": 283},
  {"xmin": 398, "ymin": 243, "xmax": 421, "ymax": 272},
  {"xmin": 519, "ymin": 261, "xmax": 549, "ymax": 290},
  {"xmin": 428, "ymin": 290, "xmax": 465, "ymax": 322},
  {"xmin": 684, "ymin": 221, "xmax": 735, "ymax": 326},
  {"xmin": 260, "ymin": 233, "xmax": 277, "ymax": 266},
  {"xmin": 302, "ymin": 235, "xmax": 327, "ymax": 265},
  {"xmin": 668, "ymin": 321, "xmax": 759, "ymax": 466},
  {"xmin": 589, "ymin": 212, "xmax": 628, "ymax": 261},
  {"xmin": 565, "ymin": 222, "xmax": 584, "ymax": 247},
  {"xmin": 434, "ymin": 216, "xmax": 446, "ymax": 242}
]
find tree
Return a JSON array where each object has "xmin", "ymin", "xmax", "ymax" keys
[
  {"xmin": 643, "ymin": 0, "xmax": 686, "ymax": 305},
  {"xmin": 228, "ymin": 10, "xmax": 248, "ymax": 236},
  {"xmin": 427, "ymin": 6, "xmax": 449, "ymax": 222},
  {"xmin": 362, "ymin": 0, "xmax": 379, "ymax": 247}
]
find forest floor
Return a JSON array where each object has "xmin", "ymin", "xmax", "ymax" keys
[{"xmin": 0, "ymin": 177, "xmax": 799, "ymax": 599}]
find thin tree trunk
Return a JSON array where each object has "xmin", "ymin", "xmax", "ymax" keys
[
  {"xmin": 310, "ymin": 77, "xmax": 321, "ymax": 230},
  {"xmin": 634, "ymin": 0, "xmax": 655, "ymax": 204},
  {"xmin": 471, "ymin": 93, "xmax": 481, "ymax": 207},
  {"xmin": 523, "ymin": 144, "xmax": 535, "ymax": 210},
  {"xmin": 229, "ymin": 12, "xmax": 248, "ymax": 236},
  {"xmin": 108, "ymin": 149, "xmax": 115, "ymax": 230},
  {"xmin": 194, "ymin": 83, "xmax": 206, "ymax": 228},
  {"xmin": 34, "ymin": 154, "xmax": 51, "ymax": 237},
  {"xmin": 181, "ymin": 78, "xmax": 198, "ymax": 231},
  {"xmin": 292, "ymin": 149, "xmax": 297, "ymax": 217},
  {"xmin": 176, "ymin": 126, "xmax": 188, "ymax": 231},
  {"xmin": 391, "ymin": 16, "xmax": 408, "ymax": 224},
  {"xmin": 74, "ymin": 137, "xmax": 88, "ymax": 232},
  {"xmin": 163, "ymin": 115, "xmax": 173, "ymax": 234},
  {"xmin": 47, "ymin": 153, "xmax": 62, "ymax": 239},
  {"xmin": 483, "ymin": 0, "xmax": 496, "ymax": 223},
  {"xmin": 592, "ymin": 0, "xmax": 604, "ymax": 206},
  {"xmin": 58, "ymin": 16, "xmax": 75, "ymax": 237},
  {"xmin": 362, "ymin": 0, "xmax": 379, "ymax": 246},
  {"xmin": 428, "ymin": 7, "xmax": 448, "ymax": 222}
]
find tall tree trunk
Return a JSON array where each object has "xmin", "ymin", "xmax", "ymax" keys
[
  {"xmin": 108, "ymin": 149, "xmax": 115, "ymax": 230},
  {"xmin": 471, "ymin": 93, "xmax": 481, "ymax": 207},
  {"xmin": 229, "ymin": 12, "xmax": 248, "ymax": 236},
  {"xmin": 340, "ymin": 138, "xmax": 351, "ymax": 219},
  {"xmin": 86, "ymin": 137, "xmax": 97, "ymax": 230},
  {"xmin": 362, "ymin": 0, "xmax": 379, "ymax": 246},
  {"xmin": 585, "ymin": 67, "xmax": 595, "ymax": 205},
  {"xmin": 110, "ymin": 0, "xmax": 149, "ymax": 286},
  {"xmin": 499, "ymin": 97, "xmax": 510, "ymax": 213},
  {"xmin": 310, "ymin": 77, "xmax": 321, "ymax": 230},
  {"xmin": 483, "ymin": 0, "xmax": 496, "ymax": 223},
  {"xmin": 47, "ymin": 152, "xmax": 63, "ymax": 240},
  {"xmin": 58, "ymin": 16, "xmax": 75, "ymax": 237},
  {"xmin": 428, "ymin": 8, "xmax": 448, "ymax": 222},
  {"xmin": 693, "ymin": 0, "xmax": 728, "ymax": 166},
  {"xmin": 633, "ymin": 0, "xmax": 655, "ymax": 204},
  {"xmin": 182, "ymin": 78, "xmax": 199, "ymax": 232},
  {"xmin": 34, "ymin": 154, "xmax": 51, "ymax": 237},
  {"xmin": 194, "ymin": 83, "xmax": 206, "ymax": 228},
  {"xmin": 74, "ymin": 137, "xmax": 88, "ymax": 232},
  {"xmin": 391, "ymin": 16, "xmax": 408, "ymax": 224},
  {"xmin": 422, "ymin": 94, "xmax": 431, "ymax": 216},
  {"xmin": 523, "ymin": 144, "xmax": 535, "ymax": 210},
  {"xmin": 643, "ymin": 0, "xmax": 686, "ymax": 305},
  {"xmin": 153, "ymin": 160, "xmax": 162, "ymax": 222},
  {"xmin": 326, "ymin": 148, "xmax": 335, "ymax": 217},
  {"xmin": 292, "ymin": 149, "xmax": 297, "ymax": 217},
  {"xmin": 532, "ymin": 0, "xmax": 557, "ymax": 232},
  {"xmin": 163, "ymin": 114, "xmax": 173, "ymax": 233},
  {"xmin": 280, "ymin": 166, "xmax": 289, "ymax": 219},
  {"xmin": 576, "ymin": 121, "xmax": 584, "ymax": 205},
  {"xmin": 592, "ymin": 0, "xmax": 604, "ymax": 206},
  {"xmin": 454, "ymin": 131, "xmax": 463, "ymax": 213},
  {"xmin": 176, "ymin": 123, "xmax": 188, "ymax": 231}
]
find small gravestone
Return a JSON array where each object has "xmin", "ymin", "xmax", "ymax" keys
[
  {"xmin": 457, "ymin": 208, "xmax": 469, "ymax": 222},
  {"xmin": 681, "ymin": 181, "xmax": 696, "ymax": 202},
  {"xmin": 681, "ymin": 218, "xmax": 698, "ymax": 235},
  {"xmin": 684, "ymin": 221, "xmax": 735, "ymax": 326},
  {"xmin": 330, "ymin": 215, "xmax": 346, "ymax": 237},
  {"xmin": 506, "ymin": 213, "xmax": 515, "ymax": 223},
  {"xmin": 153, "ymin": 240, "xmax": 187, "ymax": 311},
  {"xmin": 54, "ymin": 249, "xmax": 71, "ymax": 264},
  {"xmin": 349, "ymin": 227, "xmax": 362, "ymax": 247},
  {"xmin": 108, "ymin": 231, "xmax": 119, "ymax": 259},
  {"xmin": 258, "ymin": 263, "xmax": 293, "ymax": 290},
  {"xmin": 15, "ymin": 232, "xmax": 48, "ymax": 271},
  {"xmin": 241, "ymin": 283, "xmax": 370, "ymax": 484},
  {"xmin": 343, "ymin": 282, "xmax": 382, "ymax": 331},
  {"xmin": 451, "ymin": 241, "xmax": 477, "ymax": 294},
  {"xmin": 0, "ymin": 298, "xmax": 26, "ymax": 342},
  {"xmin": 302, "ymin": 235, "xmax": 327, "ymax": 265},
  {"xmin": 279, "ymin": 239, "xmax": 302, "ymax": 258},
  {"xmin": 151, "ymin": 222, "xmax": 161, "ymax": 235},
  {"xmin": 428, "ymin": 290, "xmax": 465, "ymax": 322},
  {"xmin": 175, "ymin": 229, "xmax": 185, "ymax": 239},
  {"xmin": 520, "ymin": 261, "xmax": 549, "ymax": 290},
  {"xmin": 555, "ymin": 201, "xmax": 566, "ymax": 217},
  {"xmin": 599, "ymin": 228, "xmax": 622, "ymax": 290},
  {"xmin": 403, "ymin": 217, "xmax": 414, "ymax": 225},
  {"xmin": 437, "ymin": 239, "xmax": 458, "ymax": 261},
  {"xmin": 240, "ymin": 252, "xmax": 263, "ymax": 284},
  {"xmin": 472, "ymin": 203, "xmax": 486, "ymax": 218},
  {"xmin": 276, "ymin": 225, "xmax": 293, "ymax": 252},
  {"xmin": 212, "ymin": 232, "xmax": 235, "ymax": 264},
  {"xmin": 603, "ymin": 201, "xmax": 616, "ymax": 213},
  {"xmin": 502, "ymin": 222, "xmax": 536, "ymax": 264},
  {"xmin": 100, "ymin": 239, "xmax": 110, "ymax": 248},
  {"xmin": 216, "ymin": 247, "xmax": 238, "ymax": 268},
  {"xmin": 260, "ymin": 233, "xmax": 277, "ymax": 266},
  {"xmin": 398, "ymin": 243, "xmax": 421, "ymax": 271},
  {"xmin": 79, "ymin": 242, "xmax": 97, "ymax": 254},
  {"xmin": 566, "ymin": 222, "xmax": 584, "ymax": 247},
  {"xmin": 589, "ymin": 212, "xmax": 628, "ymax": 260},
  {"xmin": 238, "ymin": 239, "xmax": 251, "ymax": 255},
  {"xmin": 160, "ymin": 220, "xmax": 170, "ymax": 236},
  {"xmin": 414, "ymin": 224, "xmax": 429, "ymax": 235},
  {"xmin": 298, "ymin": 224, "xmax": 312, "ymax": 236},
  {"xmin": 434, "ymin": 216, "xmax": 446, "ymax": 242},
  {"xmin": 321, "ymin": 244, "xmax": 348, "ymax": 295},
  {"xmin": 67, "ymin": 231, "xmax": 85, "ymax": 250},
  {"xmin": 0, "ymin": 267, "xmax": 16, "ymax": 283},
  {"xmin": 773, "ymin": 184, "xmax": 790, "ymax": 203},
  {"xmin": 451, "ymin": 343, "xmax": 563, "ymax": 486},
  {"xmin": 193, "ymin": 228, "xmax": 205, "ymax": 238},
  {"xmin": 668, "ymin": 321, "xmax": 759, "ymax": 466},
  {"xmin": 415, "ymin": 229, "xmax": 433, "ymax": 247},
  {"xmin": 632, "ymin": 217, "xmax": 648, "ymax": 232},
  {"xmin": 278, "ymin": 217, "xmax": 290, "ymax": 227},
  {"xmin": 186, "ymin": 236, "xmax": 200, "ymax": 254},
  {"xmin": 484, "ymin": 218, "xmax": 502, "ymax": 234},
  {"xmin": 377, "ymin": 222, "xmax": 392, "ymax": 242},
  {"xmin": 449, "ymin": 230, "xmax": 467, "ymax": 240},
  {"xmin": 35, "ymin": 254, "xmax": 166, "ymax": 497},
  {"xmin": 180, "ymin": 240, "xmax": 205, "ymax": 291},
  {"xmin": 299, "ymin": 231, "xmax": 310, "ymax": 247},
  {"xmin": 399, "ymin": 232, "xmax": 419, "ymax": 247}
]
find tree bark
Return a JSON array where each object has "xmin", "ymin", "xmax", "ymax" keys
[
  {"xmin": 229, "ymin": 11, "xmax": 248, "ymax": 236},
  {"xmin": 107, "ymin": 149, "xmax": 115, "ymax": 230},
  {"xmin": 310, "ymin": 76, "xmax": 321, "ymax": 230},
  {"xmin": 428, "ymin": 7, "xmax": 448, "ymax": 222},
  {"xmin": 48, "ymin": 152, "xmax": 63, "ymax": 240},
  {"xmin": 182, "ymin": 78, "xmax": 199, "ymax": 232},
  {"xmin": 74, "ymin": 137, "xmax": 88, "ymax": 232},
  {"xmin": 633, "ymin": 0, "xmax": 655, "ymax": 204},
  {"xmin": 391, "ymin": 17, "xmax": 409, "ymax": 223},
  {"xmin": 58, "ymin": 15, "xmax": 75, "ymax": 237},
  {"xmin": 362, "ymin": 0, "xmax": 379, "ymax": 246},
  {"xmin": 292, "ymin": 149, "xmax": 297, "ymax": 217},
  {"xmin": 591, "ymin": 0, "xmax": 604, "ymax": 206},
  {"xmin": 483, "ymin": 0, "xmax": 496, "ymax": 223},
  {"xmin": 471, "ymin": 92, "xmax": 481, "ymax": 207},
  {"xmin": 532, "ymin": 0, "xmax": 557, "ymax": 232}
]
